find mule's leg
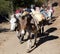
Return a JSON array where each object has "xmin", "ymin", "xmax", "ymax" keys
[
  {"xmin": 48, "ymin": 13, "xmax": 52, "ymax": 23},
  {"xmin": 34, "ymin": 32, "xmax": 37, "ymax": 47},
  {"xmin": 20, "ymin": 30, "xmax": 25, "ymax": 44},
  {"xmin": 27, "ymin": 32, "xmax": 32, "ymax": 52},
  {"xmin": 41, "ymin": 20, "xmax": 44, "ymax": 34},
  {"xmin": 20, "ymin": 34, "xmax": 24, "ymax": 44},
  {"xmin": 41, "ymin": 24, "xmax": 44, "ymax": 34},
  {"xmin": 16, "ymin": 31, "xmax": 23, "ymax": 44},
  {"xmin": 27, "ymin": 40, "xmax": 32, "ymax": 52},
  {"xmin": 16, "ymin": 31, "xmax": 24, "ymax": 44},
  {"xmin": 16, "ymin": 31, "xmax": 20, "ymax": 39}
]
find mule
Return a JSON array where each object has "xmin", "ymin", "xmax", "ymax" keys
[
  {"xmin": 9, "ymin": 13, "xmax": 22, "ymax": 31},
  {"xmin": 16, "ymin": 13, "xmax": 38, "ymax": 52},
  {"xmin": 9, "ymin": 14, "xmax": 17, "ymax": 31},
  {"xmin": 30, "ymin": 9, "xmax": 45, "ymax": 34},
  {"xmin": 15, "ymin": 11, "xmax": 46, "ymax": 52}
]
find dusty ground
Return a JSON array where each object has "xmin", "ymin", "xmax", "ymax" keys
[{"xmin": 0, "ymin": 6, "xmax": 60, "ymax": 54}]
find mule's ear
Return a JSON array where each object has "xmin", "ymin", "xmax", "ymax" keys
[
  {"xmin": 25, "ymin": 17, "xmax": 27, "ymax": 20},
  {"xmin": 18, "ymin": 17, "xmax": 21, "ymax": 21},
  {"xmin": 19, "ymin": 15, "xmax": 22, "ymax": 18},
  {"xmin": 30, "ymin": 12, "xmax": 32, "ymax": 15}
]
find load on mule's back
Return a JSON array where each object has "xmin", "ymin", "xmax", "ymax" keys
[
  {"xmin": 30, "ymin": 9, "xmax": 45, "ymax": 33},
  {"xmin": 31, "ymin": 9, "xmax": 45, "ymax": 23},
  {"xmin": 16, "ymin": 12, "xmax": 38, "ymax": 52}
]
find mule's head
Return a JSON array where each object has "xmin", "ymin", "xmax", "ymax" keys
[
  {"xmin": 19, "ymin": 13, "xmax": 36, "ymax": 35},
  {"xmin": 19, "ymin": 15, "xmax": 27, "ymax": 35}
]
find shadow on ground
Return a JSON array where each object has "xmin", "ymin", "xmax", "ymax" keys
[
  {"xmin": 28, "ymin": 27, "xmax": 58, "ymax": 53},
  {"xmin": 0, "ymin": 28, "xmax": 10, "ymax": 33},
  {"xmin": 28, "ymin": 35, "xmax": 59, "ymax": 53},
  {"xmin": 45, "ymin": 27, "xmax": 57, "ymax": 34},
  {"xmin": 47, "ymin": 16, "xmax": 57, "ymax": 25}
]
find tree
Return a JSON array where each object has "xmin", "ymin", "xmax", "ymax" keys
[
  {"xmin": 0, "ymin": 0, "xmax": 48, "ymax": 15},
  {"xmin": 0, "ymin": 0, "xmax": 12, "ymax": 15},
  {"xmin": 34, "ymin": 0, "xmax": 48, "ymax": 6}
]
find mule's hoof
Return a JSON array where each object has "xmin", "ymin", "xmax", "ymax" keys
[
  {"xmin": 27, "ymin": 49, "xmax": 31, "ymax": 53},
  {"xmin": 34, "ymin": 45, "xmax": 37, "ymax": 48},
  {"xmin": 49, "ymin": 21, "xmax": 52, "ymax": 24},
  {"xmin": 20, "ymin": 42, "xmax": 22, "ymax": 44},
  {"xmin": 20, "ymin": 41, "xmax": 24, "ymax": 44}
]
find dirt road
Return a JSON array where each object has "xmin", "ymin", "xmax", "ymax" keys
[{"xmin": 0, "ymin": 6, "xmax": 60, "ymax": 54}]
